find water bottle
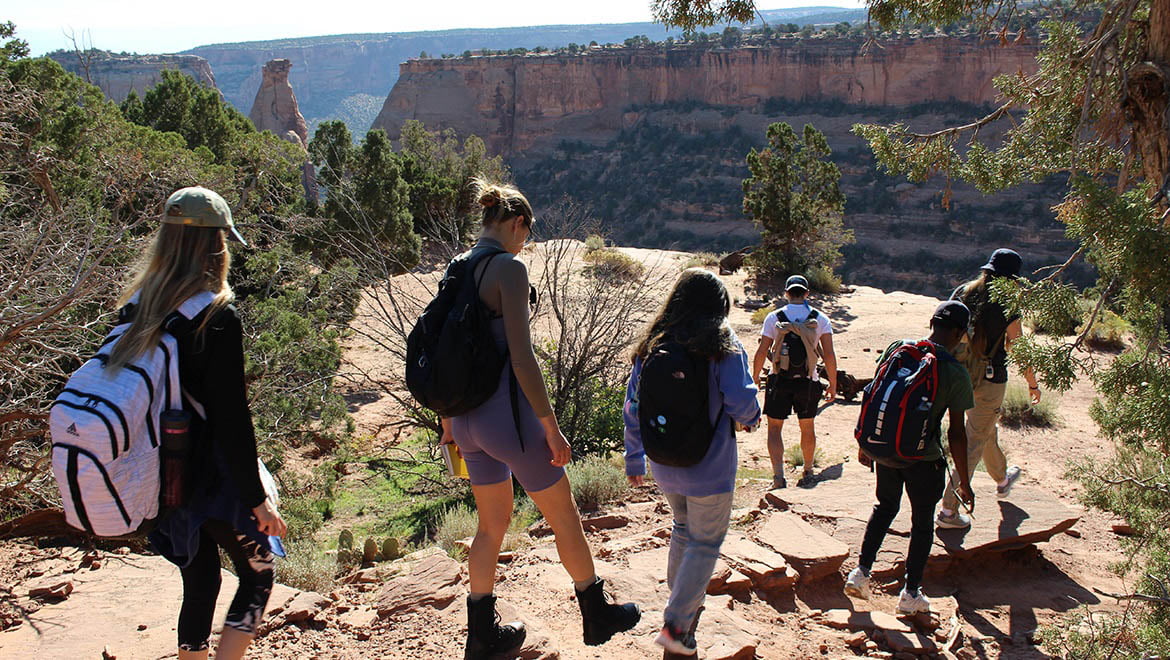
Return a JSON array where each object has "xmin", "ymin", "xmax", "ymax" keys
[
  {"xmin": 159, "ymin": 409, "xmax": 192, "ymax": 508},
  {"xmin": 778, "ymin": 341, "xmax": 791, "ymax": 373}
]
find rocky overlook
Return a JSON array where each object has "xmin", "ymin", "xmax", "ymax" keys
[{"xmin": 373, "ymin": 37, "xmax": 1038, "ymax": 155}]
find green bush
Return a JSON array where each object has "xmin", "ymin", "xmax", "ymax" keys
[
  {"xmin": 784, "ymin": 445, "xmax": 827, "ymax": 468},
  {"xmin": 681, "ymin": 252, "xmax": 720, "ymax": 269},
  {"xmin": 276, "ymin": 541, "xmax": 337, "ymax": 593},
  {"xmin": 584, "ymin": 234, "xmax": 606, "ymax": 252},
  {"xmin": 435, "ymin": 503, "xmax": 478, "ymax": 558},
  {"xmin": 807, "ymin": 266, "xmax": 843, "ymax": 294},
  {"xmin": 567, "ymin": 454, "xmax": 627, "ymax": 511},
  {"xmin": 751, "ymin": 305, "xmax": 776, "ymax": 325},
  {"xmin": 1081, "ymin": 308, "xmax": 1130, "ymax": 351},
  {"xmin": 999, "ymin": 383, "xmax": 1058, "ymax": 428},
  {"xmin": 583, "ymin": 248, "xmax": 646, "ymax": 282}
]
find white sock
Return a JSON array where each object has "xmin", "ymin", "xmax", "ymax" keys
[{"xmin": 940, "ymin": 508, "xmax": 955, "ymax": 517}]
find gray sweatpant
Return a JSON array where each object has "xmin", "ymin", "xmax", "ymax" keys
[{"xmin": 662, "ymin": 491, "xmax": 734, "ymax": 632}]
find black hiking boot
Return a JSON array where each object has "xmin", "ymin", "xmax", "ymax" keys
[
  {"xmin": 576, "ymin": 577, "xmax": 641, "ymax": 646},
  {"xmin": 465, "ymin": 595, "xmax": 526, "ymax": 660}
]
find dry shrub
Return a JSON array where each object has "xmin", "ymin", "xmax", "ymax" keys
[{"xmin": 583, "ymin": 248, "xmax": 646, "ymax": 283}]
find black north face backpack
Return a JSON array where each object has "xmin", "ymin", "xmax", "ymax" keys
[
  {"xmin": 406, "ymin": 247, "xmax": 509, "ymax": 418},
  {"xmin": 636, "ymin": 340, "xmax": 723, "ymax": 467}
]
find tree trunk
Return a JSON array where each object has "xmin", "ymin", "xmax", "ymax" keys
[{"xmin": 1127, "ymin": 0, "xmax": 1170, "ymax": 210}]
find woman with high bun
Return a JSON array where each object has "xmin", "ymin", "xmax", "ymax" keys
[{"xmin": 440, "ymin": 178, "xmax": 640, "ymax": 659}]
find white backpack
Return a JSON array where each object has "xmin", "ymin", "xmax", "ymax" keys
[{"xmin": 50, "ymin": 292, "xmax": 214, "ymax": 537}]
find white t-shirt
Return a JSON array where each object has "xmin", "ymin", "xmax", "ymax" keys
[{"xmin": 761, "ymin": 303, "xmax": 833, "ymax": 378}]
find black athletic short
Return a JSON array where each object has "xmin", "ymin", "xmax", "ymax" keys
[{"xmin": 764, "ymin": 375, "xmax": 823, "ymax": 420}]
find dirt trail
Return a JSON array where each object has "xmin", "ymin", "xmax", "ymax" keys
[{"xmin": 0, "ymin": 250, "xmax": 1131, "ymax": 659}]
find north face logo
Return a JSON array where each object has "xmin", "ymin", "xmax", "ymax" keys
[{"xmin": 66, "ymin": 423, "xmax": 80, "ymax": 436}]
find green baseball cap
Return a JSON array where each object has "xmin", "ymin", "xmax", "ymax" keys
[{"xmin": 161, "ymin": 186, "xmax": 247, "ymax": 246}]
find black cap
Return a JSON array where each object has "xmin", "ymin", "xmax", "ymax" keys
[
  {"xmin": 932, "ymin": 300, "xmax": 971, "ymax": 331},
  {"xmin": 785, "ymin": 275, "xmax": 810, "ymax": 293},
  {"xmin": 981, "ymin": 248, "xmax": 1022, "ymax": 278}
]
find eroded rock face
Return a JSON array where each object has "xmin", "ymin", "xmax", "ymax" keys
[
  {"xmin": 48, "ymin": 52, "xmax": 217, "ymax": 102},
  {"xmin": 249, "ymin": 59, "xmax": 310, "ymax": 148},
  {"xmin": 373, "ymin": 37, "xmax": 1039, "ymax": 155}
]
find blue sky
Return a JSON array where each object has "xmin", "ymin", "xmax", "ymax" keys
[{"xmin": 8, "ymin": 1, "xmax": 865, "ymax": 56}]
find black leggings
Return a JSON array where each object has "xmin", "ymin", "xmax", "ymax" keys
[
  {"xmin": 177, "ymin": 519, "xmax": 275, "ymax": 652},
  {"xmin": 858, "ymin": 459, "xmax": 946, "ymax": 592}
]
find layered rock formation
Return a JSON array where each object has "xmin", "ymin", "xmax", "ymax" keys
[
  {"xmin": 48, "ymin": 52, "xmax": 216, "ymax": 102},
  {"xmin": 374, "ymin": 37, "xmax": 1038, "ymax": 155},
  {"xmin": 249, "ymin": 59, "xmax": 310, "ymax": 147}
]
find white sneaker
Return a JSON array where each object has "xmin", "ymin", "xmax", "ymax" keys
[
  {"xmin": 843, "ymin": 566, "xmax": 871, "ymax": 600},
  {"xmin": 897, "ymin": 587, "xmax": 931, "ymax": 614},
  {"xmin": 936, "ymin": 509, "xmax": 971, "ymax": 529},
  {"xmin": 997, "ymin": 466, "xmax": 1022, "ymax": 498},
  {"xmin": 654, "ymin": 625, "xmax": 697, "ymax": 655}
]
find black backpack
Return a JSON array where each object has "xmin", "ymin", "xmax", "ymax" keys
[
  {"xmin": 636, "ymin": 340, "xmax": 723, "ymax": 467},
  {"xmin": 406, "ymin": 247, "xmax": 509, "ymax": 418},
  {"xmin": 773, "ymin": 308, "xmax": 819, "ymax": 379},
  {"xmin": 854, "ymin": 340, "xmax": 949, "ymax": 467}
]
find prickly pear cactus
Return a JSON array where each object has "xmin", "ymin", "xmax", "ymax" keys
[
  {"xmin": 335, "ymin": 548, "xmax": 353, "ymax": 565},
  {"xmin": 382, "ymin": 537, "xmax": 400, "ymax": 560},
  {"xmin": 338, "ymin": 529, "xmax": 354, "ymax": 551},
  {"xmin": 363, "ymin": 538, "xmax": 378, "ymax": 563}
]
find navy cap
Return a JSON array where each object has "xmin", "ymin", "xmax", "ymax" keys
[
  {"xmin": 981, "ymin": 248, "xmax": 1022, "ymax": 278},
  {"xmin": 785, "ymin": 275, "xmax": 810, "ymax": 292},
  {"xmin": 932, "ymin": 300, "xmax": 971, "ymax": 330}
]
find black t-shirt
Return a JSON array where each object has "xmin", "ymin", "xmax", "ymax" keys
[
  {"xmin": 120, "ymin": 303, "xmax": 268, "ymax": 508},
  {"xmin": 951, "ymin": 284, "xmax": 1019, "ymax": 384}
]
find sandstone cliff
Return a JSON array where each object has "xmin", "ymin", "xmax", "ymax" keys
[
  {"xmin": 373, "ymin": 37, "xmax": 1037, "ymax": 155},
  {"xmin": 48, "ymin": 51, "xmax": 216, "ymax": 102},
  {"xmin": 249, "ymin": 59, "xmax": 310, "ymax": 148}
]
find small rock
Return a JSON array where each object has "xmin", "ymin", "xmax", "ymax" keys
[
  {"xmin": 865, "ymin": 640, "xmax": 879, "ymax": 652},
  {"xmin": 818, "ymin": 643, "xmax": 829, "ymax": 654},
  {"xmin": 1111, "ymin": 523, "xmax": 1136, "ymax": 536},
  {"xmin": 113, "ymin": 547, "xmax": 131, "ymax": 555},
  {"xmin": 137, "ymin": 624, "xmax": 147, "ymax": 631},
  {"xmin": 28, "ymin": 579, "xmax": 73, "ymax": 601},
  {"xmin": 89, "ymin": 561, "xmax": 102, "ymax": 570},
  {"xmin": 102, "ymin": 645, "xmax": 117, "ymax": 660},
  {"xmin": 863, "ymin": 347, "xmax": 873, "ymax": 352},
  {"xmin": 885, "ymin": 629, "xmax": 938, "ymax": 654},
  {"xmin": 583, "ymin": 514, "xmax": 630, "ymax": 531},
  {"xmin": 719, "ymin": 532, "xmax": 797, "ymax": 594},
  {"xmin": 280, "ymin": 591, "xmax": 331, "ymax": 624},
  {"xmin": 497, "ymin": 551, "xmax": 515, "ymax": 563},
  {"xmin": 1064, "ymin": 527, "xmax": 1081, "ymax": 538},
  {"xmin": 846, "ymin": 631, "xmax": 869, "ymax": 648}
]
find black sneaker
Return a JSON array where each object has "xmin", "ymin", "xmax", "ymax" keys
[
  {"xmin": 772, "ymin": 474, "xmax": 788, "ymax": 489},
  {"xmin": 797, "ymin": 471, "xmax": 816, "ymax": 488}
]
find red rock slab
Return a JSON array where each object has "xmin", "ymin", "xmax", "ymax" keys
[
  {"xmin": 719, "ymin": 531, "xmax": 798, "ymax": 593},
  {"xmin": 756, "ymin": 512, "xmax": 850, "ymax": 582},
  {"xmin": 375, "ymin": 553, "xmax": 464, "ymax": 617},
  {"xmin": 818, "ymin": 608, "xmax": 913, "ymax": 634},
  {"xmin": 766, "ymin": 464, "xmax": 1080, "ymax": 562}
]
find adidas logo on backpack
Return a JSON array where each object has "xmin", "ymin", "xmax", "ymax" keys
[{"xmin": 49, "ymin": 292, "xmax": 213, "ymax": 537}]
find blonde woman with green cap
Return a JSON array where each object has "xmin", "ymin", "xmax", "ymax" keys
[{"xmin": 111, "ymin": 186, "xmax": 286, "ymax": 660}]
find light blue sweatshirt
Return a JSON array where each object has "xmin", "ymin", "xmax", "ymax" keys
[{"xmin": 624, "ymin": 335, "xmax": 762, "ymax": 497}]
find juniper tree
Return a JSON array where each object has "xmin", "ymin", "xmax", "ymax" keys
[{"xmin": 742, "ymin": 122, "xmax": 852, "ymax": 283}]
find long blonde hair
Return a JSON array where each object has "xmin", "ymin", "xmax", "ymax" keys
[{"xmin": 108, "ymin": 224, "xmax": 234, "ymax": 369}]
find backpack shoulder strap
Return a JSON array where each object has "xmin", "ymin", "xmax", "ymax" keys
[{"xmin": 776, "ymin": 308, "xmax": 790, "ymax": 323}]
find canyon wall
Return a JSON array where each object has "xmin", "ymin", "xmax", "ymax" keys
[
  {"xmin": 374, "ymin": 37, "xmax": 1037, "ymax": 155},
  {"xmin": 48, "ymin": 52, "xmax": 217, "ymax": 102}
]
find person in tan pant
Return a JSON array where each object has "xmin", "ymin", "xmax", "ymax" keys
[{"xmin": 937, "ymin": 249, "xmax": 1041, "ymax": 529}]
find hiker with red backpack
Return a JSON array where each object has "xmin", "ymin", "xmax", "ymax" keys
[
  {"xmin": 751, "ymin": 275, "xmax": 838, "ymax": 489},
  {"xmin": 50, "ymin": 187, "xmax": 286, "ymax": 660},
  {"xmin": 624, "ymin": 268, "xmax": 762, "ymax": 656},
  {"xmin": 409, "ymin": 179, "xmax": 639, "ymax": 659},
  {"xmin": 843, "ymin": 301, "xmax": 976, "ymax": 615},
  {"xmin": 937, "ymin": 249, "xmax": 1042, "ymax": 529}
]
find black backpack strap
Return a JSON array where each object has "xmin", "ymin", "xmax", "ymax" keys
[
  {"xmin": 509, "ymin": 366, "xmax": 524, "ymax": 452},
  {"xmin": 808, "ymin": 309, "xmax": 819, "ymax": 320}
]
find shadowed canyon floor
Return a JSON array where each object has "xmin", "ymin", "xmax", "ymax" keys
[{"xmin": 0, "ymin": 245, "xmax": 1132, "ymax": 658}]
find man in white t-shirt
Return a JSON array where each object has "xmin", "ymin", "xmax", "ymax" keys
[{"xmin": 751, "ymin": 275, "xmax": 837, "ymax": 489}]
